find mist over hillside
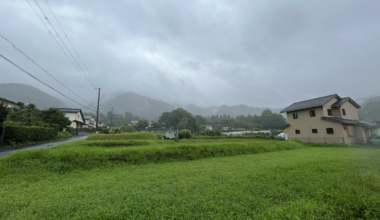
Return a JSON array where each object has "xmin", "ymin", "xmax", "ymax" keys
[
  {"xmin": 0, "ymin": 83, "xmax": 67, "ymax": 109},
  {"xmin": 358, "ymin": 96, "xmax": 380, "ymax": 120}
]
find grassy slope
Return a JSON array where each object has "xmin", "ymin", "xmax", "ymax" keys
[
  {"xmin": 87, "ymin": 132, "xmax": 158, "ymax": 140},
  {"xmin": 0, "ymin": 138, "xmax": 379, "ymax": 219}
]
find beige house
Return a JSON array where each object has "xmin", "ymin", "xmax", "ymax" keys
[
  {"xmin": 280, "ymin": 94, "xmax": 377, "ymax": 144},
  {"xmin": 57, "ymin": 108, "xmax": 86, "ymax": 130}
]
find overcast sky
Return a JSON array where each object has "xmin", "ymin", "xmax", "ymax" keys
[{"xmin": 1, "ymin": 0, "xmax": 379, "ymax": 108}]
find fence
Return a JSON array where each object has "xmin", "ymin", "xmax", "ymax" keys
[{"xmin": 288, "ymin": 137, "xmax": 367, "ymax": 145}]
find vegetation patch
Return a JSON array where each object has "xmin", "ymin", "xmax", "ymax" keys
[
  {"xmin": 1, "ymin": 141, "xmax": 303, "ymax": 172},
  {"xmin": 87, "ymin": 132, "xmax": 158, "ymax": 140},
  {"xmin": 83, "ymin": 140, "xmax": 153, "ymax": 147}
]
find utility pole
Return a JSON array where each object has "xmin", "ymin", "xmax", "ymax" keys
[
  {"xmin": 110, "ymin": 107, "xmax": 114, "ymax": 128},
  {"xmin": 95, "ymin": 88, "xmax": 101, "ymax": 132}
]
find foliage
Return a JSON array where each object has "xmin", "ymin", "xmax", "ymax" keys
[
  {"xmin": 40, "ymin": 108, "xmax": 71, "ymax": 131},
  {"xmin": 196, "ymin": 130, "xmax": 222, "ymax": 136},
  {"xmin": 195, "ymin": 109, "xmax": 286, "ymax": 130},
  {"xmin": 102, "ymin": 128, "xmax": 109, "ymax": 134},
  {"xmin": 0, "ymin": 99, "xmax": 10, "ymax": 125},
  {"xmin": 179, "ymin": 129, "xmax": 192, "ymax": 139},
  {"xmin": 56, "ymin": 132, "xmax": 74, "ymax": 140},
  {"xmin": 137, "ymin": 120, "xmax": 149, "ymax": 130},
  {"xmin": 87, "ymin": 132, "xmax": 157, "ymax": 140},
  {"xmin": 2, "ymin": 125, "xmax": 57, "ymax": 145},
  {"xmin": 66, "ymin": 127, "xmax": 75, "ymax": 135},
  {"xmin": 120, "ymin": 125, "xmax": 135, "ymax": 132},
  {"xmin": 0, "ymin": 141, "xmax": 380, "ymax": 219},
  {"xmin": 160, "ymin": 108, "xmax": 199, "ymax": 131},
  {"xmin": 6, "ymin": 102, "xmax": 43, "ymax": 126},
  {"xmin": 113, "ymin": 128, "xmax": 119, "ymax": 133},
  {"xmin": 359, "ymin": 96, "xmax": 380, "ymax": 120}
]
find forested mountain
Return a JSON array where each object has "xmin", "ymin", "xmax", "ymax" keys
[
  {"xmin": 0, "ymin": 83, "xmax": 67, "ymax": 110},
  {"xmin": 358, "ymin": 96, "xmax": 380, "ymax": 120}
]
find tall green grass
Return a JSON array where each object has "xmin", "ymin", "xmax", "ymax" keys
[
  {"xmin": 87, "ymin": 132, "xmax": 157, "ymax": 140},
  {"xmin": 1, "ymin": 141, "xmax": 304, "ymax": 173}
]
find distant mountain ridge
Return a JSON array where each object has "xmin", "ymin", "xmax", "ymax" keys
[
  {"xmin": 99, "ymin": 92, "xmax": 282, "ymax": 120},
  {"xmin": 0, "ymin": 83, "xmax": 67, "ymax": 109},
  {"xmin": 1, "ymin": 83, "xmax": 283, "ymax": 120}
]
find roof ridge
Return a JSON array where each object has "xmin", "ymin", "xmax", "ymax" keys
[{"xmin": 292, "ymin": 94, "xmax": 337, "ymax": 104}]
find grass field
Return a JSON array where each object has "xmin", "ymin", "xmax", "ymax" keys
[{"xmin": 0, "ymin": 133, "xmax": 379, "ymax": 219}]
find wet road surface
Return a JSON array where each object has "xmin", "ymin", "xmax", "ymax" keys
[{"xmin": 0, "ymin": 135, "xmax": 88, "ymax": 158}]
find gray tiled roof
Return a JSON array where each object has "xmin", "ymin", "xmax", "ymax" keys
[
  {"xmin": 331, "ymin": 97, "xmax": 360, "ymax": 108},
  {"xmin": 280, "ymin": 124, "xmax": 290, "ymax": 129},
  {"xmin": 84, "ymin": 115, "xmax": 94, "ymax": 119},
  {"xmin": 56, "ymin": 108, "xmax": 81, "ymax": 113},
  {"xmin": 321, "ymin": 117, "xmax": 377, "ymax": 128},
  {"xmin": 280, "ymin": 94, "xmax": 340, "ymax": 113}
]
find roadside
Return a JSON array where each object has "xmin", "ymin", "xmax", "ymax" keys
[{"xmin": 0, "ymin": 135, "xmax": 88, "ymax": 158}]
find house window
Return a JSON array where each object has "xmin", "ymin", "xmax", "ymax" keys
[
  {"xmin": 309, "ymin": 110, "xmax": 316, "ymax": 117},
  {"xmin": 327, "ymin": 109, "xmax": 333, "ymax": 116},
  {"xmin": 342, "ymin": 109, "xmax": 346, "ymax": 115},
  {"xmin": 295, "ymin": 130, "xmax": 300, "ymax": 134},
  {"xmin": 312, "ymin": 129, "xmax": 318, "ymax": 133},
  {"xmin": 293, "ymin": 112, "xmax": 298, "ymax": 119},
  {"xmin": 326, "ymin": 128, "xmax": 334, "ymax": 134}
]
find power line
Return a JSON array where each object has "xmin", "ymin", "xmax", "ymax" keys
[
  {"xmin": 44, "ymin": 0, "xmax": 100, "ymax": 88},
  {"xmin": 0, "ymin": 54, "xmax": 96, "ymax": 112},
  {"xmin": 26, "ymin": 0, "xmax": 96, "ymax": 89},
  {"xmin": 0, "ymin": 34, "xmax": 97, "ymax": 109}
]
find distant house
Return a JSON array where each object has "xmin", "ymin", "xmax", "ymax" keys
[
  {"xmin": 56, "ymin": 108, "xmax": 86, "ymax": 131},
  {"xmin": 373, "ymin": 120, "xmax": 380, "ymax": 135},
  {"xmin": 131, "ymin": 121, "xmax": 139, "ymax": 126},
  {"xmin": 202, "ymin": 125, "xmax": 212, "ymax": 130},
  {"xmin": 1, "ymin": 97, "xmax": 18, "ymax": 109},
  {"xmin": 280, "ymin": 94, "xmax": 377, "ymax": 144},
  {"xmin": 83, "ymin": 115, "xmax": 95, "ymax": 128}
]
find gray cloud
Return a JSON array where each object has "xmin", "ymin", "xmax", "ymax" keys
[{"xmin": 1, "ymin": 0, "xmax": 379, "ymax": 109}]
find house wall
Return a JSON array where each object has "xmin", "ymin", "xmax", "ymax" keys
[
  {"xmin": 284, "ymin": 107, "xmax": 346, "ymax": 143},
  {"xmin": 1, "ymin": 99, "xmax": 16, "ymax": 108},
  {"xmin": 64, "ymin": 112, "xmax": 84, "ymax": 129},
  {"xmin": 322, "ymin": 97, "xmax": 340, "ymax": 117},
  {"xmin": 340, "ymin": 101, "xmax": 359, "ymax": 120}
]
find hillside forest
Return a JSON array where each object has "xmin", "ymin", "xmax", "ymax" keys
[{"xmin": 84, "ymin": 108, "xmax": 287, "ymax": 131}]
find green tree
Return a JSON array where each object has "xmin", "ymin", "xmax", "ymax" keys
[
  {"xmin": 179, "ymin": 129, "xmax": 192, "ymax": 139},
  {"xmin": 165, "ymin": 108, "xmax": 199, "ymax": 131},
  {"xmin": 151, "ymin": 122, "xmax": 160, "ymax": 128},
  {"xmin": 158, "ymin": 112, "xmax": 170, "ymax": 124},
  {"xmin": 40, "ymin": 108, "xmax": 72, "ymax": 131},
  {"xmin": 0, "ymin": 100, "xmax": 10, "ymax": 125},
  {"xmin": 120, "ymin": 125, "xmax": 135, "ymax": 132},
  {"xmin": 137, "ymin": 120, "xmax": 149, "ymax": 130}
]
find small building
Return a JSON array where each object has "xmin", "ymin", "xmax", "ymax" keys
[
  {"xmin": 83, "ymin": 115, "xmax": 95, "ymax": 128},
  {"xmin": 280, "ymin": 94, "xmax": 377, "ymax": 144},
  {"xmin": 202, "ymin": 125, "xmax": 212, "ymax": 130},
  {"xmin": 1, "ymin": 97, "xmax": 18, "ymax": 108},
  {"xmin": 56, "ymin": 108, "xmax": 86, "ymax": 130}
]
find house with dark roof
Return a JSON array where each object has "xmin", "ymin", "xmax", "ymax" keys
[
  {"xmin": 56, "ymin": 108, "xmax": 86, "ymax": 131},
  {"xmin": 83, "ymin": 115, "xmax": 95, "ymax": 128},
  {"xmin": 280, "ymin": 94, "xmax": 377, "ymax": 144}
]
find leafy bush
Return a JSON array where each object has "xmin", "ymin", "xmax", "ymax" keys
[
  {"xmin": 45, "ymin": 123, "xmax": 59, "ymax": 135},
  {"xmin": 3, "ymin": 125, "xmax": 57, "ymax": 145},
  {"xmin": 179, "ymin": 129, "xmax": 192, "ymax": 139},
  {"xmin": 66, "ymin": 127, "xmax": 75, "ymax": 135},
  {"xmin": 196, "ymin": 130, "xmax": 222, "ymax": 136},
  {"xmin": 102, "ymin": 128, "xmax": 109, "ymax": 134},
  {"xmin": 88, "ymin": 132, "xmax": 157, "ymax": 140},
  {"xmin": 114, "ymin": 128, "xmax": 119, "ymax": 133},
  {"xmin": 56, "ymin": 132, "xmax": 74, "ymax": 140},
  {"xmin": 120, "ymin": 125, "xmax": 135, "ymax": 132}
]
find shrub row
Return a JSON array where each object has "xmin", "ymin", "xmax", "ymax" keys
[
  {"xmin": 3, "ymin": 125, "xmax": 57, "ymax": 145},
  {"xmin": 87, "ymin": 132, "xmax": 158, "ymax": 140},
  {"xmin": 83, "ymin": 140, "xmax": 152, "ymax": 147}
]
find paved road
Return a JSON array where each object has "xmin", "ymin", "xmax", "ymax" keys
[{"xmin": 0, "ymin": 135, "xmax": 88, "ymax": 158}]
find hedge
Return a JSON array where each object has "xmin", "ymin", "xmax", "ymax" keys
[{"xmin": 4, "ymin": 125, "xmax": 57, "ymax": 145}]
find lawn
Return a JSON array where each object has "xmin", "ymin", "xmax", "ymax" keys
[{"xmin": 0, "ymin": 134, "xmax": 379, "ymax": 219}]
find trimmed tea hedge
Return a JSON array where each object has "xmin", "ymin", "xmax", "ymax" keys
[{"xmin": 4, "ymin": 125, "xmax": 57, "ymax": 145}]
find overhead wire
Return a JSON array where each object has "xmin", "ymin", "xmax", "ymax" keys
[
  {"xmin": 27, "ymin": 0, "xmax": 96, "ymax": 88},
  {"xmin": 44, "ymin": 0, "xmax": 100, "ymax": 88},
  {"xmin": 0, "ymin": 34, "xmax": 97, "ymax": 109},
  {"xmin": 0, "ymin": 54, "xmax": 96, "ymax": 112}
]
